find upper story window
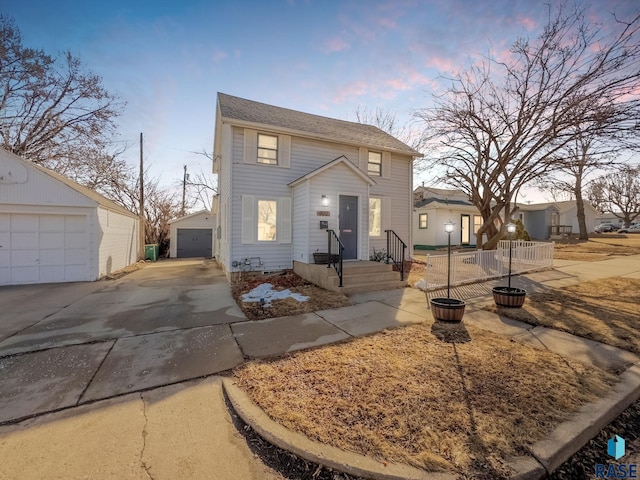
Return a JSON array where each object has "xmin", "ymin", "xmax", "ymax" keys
[
  {"xmin": 257, "ymin": 134, "xmax": 278, "ymax": 165},
  {"xmin": 368, "ymin": 151, "xmax": 382, "ymax": 176}
]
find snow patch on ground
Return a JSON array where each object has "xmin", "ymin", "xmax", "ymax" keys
[
  {"xmin": 414, "ymin": 279, "xmax": 428, "ymax": 291},
  {"xmin": 241, "ymin": 283, "xmax": 309, "ymax": 307}
]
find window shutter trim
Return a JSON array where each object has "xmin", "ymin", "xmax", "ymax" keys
[
  {"xmin": 358, "ymin": 147, "xmax": 367, "ymax": 172},
  {"xmin": 383, "ymin": 196, "xmax": 392, "ymax": 232},
  {"xmin": 244, "ymin": 129, "xmax": 257, "ymax": 164},
  {"xmin": 241, "ymin": 195, "xmax": 255, "ymax": 244},
  {"xmin": 280, "ymin": 135, "xmax": 291, "ymax": 168},
  {"xmin": 278, "ymin": 197, "xmax": 292, "ymax": 244},
  {"xmin": 382, "ymin": 151, "xmax": 391, "ymax": 178}
]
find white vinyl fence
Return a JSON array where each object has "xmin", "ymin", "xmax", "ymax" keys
[{"xmin": 420, "ymin": 241, "xmax": 554, "ymax": 290}]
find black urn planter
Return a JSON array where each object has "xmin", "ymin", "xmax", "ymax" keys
[
  {"xmin": 492, "ymin": 286, "xmax": 527, "ymax": 308},
  {"xmin": 430, "ymin": 298, "xmax": 466, "ymax": 322}
]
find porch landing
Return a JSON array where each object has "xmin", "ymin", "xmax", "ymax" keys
[{"xmin": 293, "ymin": 260, "xmax": 407, "ymax": 295}]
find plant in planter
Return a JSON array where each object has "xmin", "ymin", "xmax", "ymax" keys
[
  {"xmin": 492, "ymin": 222, "xmax": 527, "ymax": 308},
  {"xmin": 430, "ymin": 220, "xmax": 466, "ymax": 322}
]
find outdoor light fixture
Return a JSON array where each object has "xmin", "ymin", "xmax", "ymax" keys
[
  {"xmin": 444, "ymin": 221, "xmax": 455, "ymax": 298},
  {"xmin": 444, "ymin": 220, "xmax": 455, "ymax": 234},
  {"xmin": 506, "ymin": 223, "xmax": 516, "ymax": 234},
  {"xmin": 321, "ymin": 195, "xmax": 329, "ymax": 207}
]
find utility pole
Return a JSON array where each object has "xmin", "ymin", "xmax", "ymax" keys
[
  {"xmin": 182, "ymin": 164, "xmax": 187, "ymax": 216},
  {"xmin": 139, "ymin": 132, "xmax": 145, "ymax": 261}
]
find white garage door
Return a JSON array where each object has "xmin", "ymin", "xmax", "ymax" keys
[{"xmin": 0, "ymin": 213, "xmax": 90, "ymax": 285}]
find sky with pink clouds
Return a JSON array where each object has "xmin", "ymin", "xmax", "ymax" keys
[{"xmin": 4, "ymin": 0, "xmax": 639, "ymax": 203}]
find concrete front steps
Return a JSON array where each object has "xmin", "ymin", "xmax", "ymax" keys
[{"xmin": 293, "ymin": 260, "xmax": 407, "ymax": 295}]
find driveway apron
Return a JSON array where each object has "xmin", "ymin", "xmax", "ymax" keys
[{"xmin": 0, "ymin": 260, "xmax": 247, "ymax": 424}]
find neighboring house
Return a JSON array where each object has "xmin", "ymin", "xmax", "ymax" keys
[
  {"xmin": 595, "ymin": 214, "xmax": 625, "ymax": 229},
  {"xmin": 516, "ymin": 200, "xmax": 599, "ymax": 239},
  {"xmin": 212, "ymin": 93, "xmax": 421, "ymax": 277},
  {"xmin": 413, "ymin": 187, "xmax": 484, "ymax": 249},
  {"xmin": 168, "ymin": 210, "xmax": 215, "ymax": 258},
  {"xmin": 0, "ymin": 148, "xmax": 139, "ymax": 286}
]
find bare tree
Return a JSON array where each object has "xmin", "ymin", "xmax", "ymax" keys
[
  {"xmin": 537, "ymin": 125, "xmax": 618, "ymax": 239},
  {"xmin": 354, "ymin": 106, "xmax": 425, "ymax": 171},
  {"xmin": 588, "ymin": 165, "xmax": 640, "ymax": 227},
  {"xmin": 416, "ymin": 4, "xmax": 640, "ymax": 248},
  {"xmin": 181, "ymin": 150, "xmax": 218, "ymax": 212},
  {"xmin": 0, "ymin": 15, "xmax": 122, "ymax": 168}
]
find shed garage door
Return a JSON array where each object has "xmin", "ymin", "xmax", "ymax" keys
[
  {"xmin": 0, "ymin": 213, "xmax": 90, "ymax": 285},
  {"xmin": 176, "ymin": 228, "xmax": 212, "ymax": 258}
]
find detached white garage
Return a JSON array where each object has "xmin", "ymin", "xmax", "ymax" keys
[
  {"xmin": 0, "ymin": 149, "xmax": 140, "ymax": 286},
  {"xmin": 168, "ymin": 210, "xmax": 215, "ymax": 258}
]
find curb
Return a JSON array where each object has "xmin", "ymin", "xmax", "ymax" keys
[
  {"xmin": 222, "ymin": 378, "xmax": 456, "ymax": 480},
  {"xmin": 224, "ymin": 363, "xmax": 640, "ymax": 480},
  {"xmin": 529, "ymin": 363, "xmax": 640, "ymax": 474}
]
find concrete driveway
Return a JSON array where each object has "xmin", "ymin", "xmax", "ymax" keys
[{"xmin": 0, "ymin": 259, "xmax": 247, "ymax": 424}]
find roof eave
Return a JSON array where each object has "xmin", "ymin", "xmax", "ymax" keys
[{"xmin": 219, "ymin": 116, "xmax": 422, "ymax": 157}]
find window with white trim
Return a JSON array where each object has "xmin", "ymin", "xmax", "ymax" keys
[
  {"xmin": 473, "ymin": 215, "xmax": 482, "ymax": 234},
  {"xmin": 368, "ymin": 151, "xmax": 382, "ymax": 176},
  {"xmin": 241, "ymin": 196, "xmax": 291, "ymax": 244},
  {"xmin": 257, "ymin": 133, "xmax": 278, "ymax": 165},
  {"xmin": 369, "ymin": 197, "xmax": 382, "ymax": 236},
  {"xmin": 257, "ymin": 200, "xmax": 277, "ymax": 241},
  {"xmin": 419, "ymin": 213, "xmax": 428, "ymax": 229}
]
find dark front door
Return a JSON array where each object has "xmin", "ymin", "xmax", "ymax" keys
[
  {"xmin": 176, "ymin": 228, "xmax": 213, "ymax": 258},
  {"xmin": 339, "ymin": 195, "xmax": 358, "ymax": 260}
]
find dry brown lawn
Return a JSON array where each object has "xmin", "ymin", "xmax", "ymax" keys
[
  {"xmin": 485, "ymin": 277, "xmax": 640, "ymax": 355},
  {"xmin": 234, "ymin": 321, "xmax": 615, "ymax": 478},
  {"xmin": 553, "ymin": 235, "xmax": 640, "ymax": 261},
  {"xmin": 231, "ymin": 271, "xmax": 351, "ymax": 320}
]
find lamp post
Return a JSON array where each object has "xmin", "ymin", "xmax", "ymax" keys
[
  {"xmin": 444, "ymin": 220, "xmax": 455, "ymax": 299},
  {"xmin": 429, "ymin": 220, "xmax": 465, "ymax": 322},
  {"xmin": 491, "ymin": 222, "xmax": 526, "ymax": 308},
  {"xmin": 506, "ymin": 223, "xmax": 516, "ymax": 290}
]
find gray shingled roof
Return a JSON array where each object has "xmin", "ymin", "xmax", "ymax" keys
[
  {"xmin": 415, "ymin": 197, "xmax": 474, "ymax": 208},
  {"xmin": 217, "ymin": 93, "xmax": 421, "ymax": 156}
]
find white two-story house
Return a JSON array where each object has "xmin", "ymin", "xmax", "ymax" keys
[{"xmin": 212, "ymin": 93, "xmax": 420, "ymax": 288}]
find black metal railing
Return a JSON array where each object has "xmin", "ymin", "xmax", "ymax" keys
[
  {"xmin": 385, "ymin": 229, "xmax": 407, "ymax": 281},
  {"xmin": 327, "ymin": 229, "xmax": 344, "ymax": 287}
]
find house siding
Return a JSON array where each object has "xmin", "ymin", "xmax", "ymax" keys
[
  {"xmin": 217, "ymin": 123, "xmax": 233, "ymax": 271},
  {"xmin": 222, "ymin": 125, "xmax": 414, "ymax": 272},
  {"xmin": 369, "ymin": 153, "xmax": 412, "ymax": 256},
  {"xmin": 307, "ymin": 162, "xmax": 369, "ymax": 261},
  {"xmin": 97, "ymin": 207, "xmax": 139, "ymax": 277},
  {"xmin": 292, "ymin": 179, "xmax": 310, "ymax": 263}
]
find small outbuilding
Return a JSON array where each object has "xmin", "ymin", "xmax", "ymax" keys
[
  {"xmin": 0, "ymin": 149, "xmax": 140, "ymax": 286},
  {"xmin": 168, "ymin": 210, "xmax": 215, "ymax": 258}
]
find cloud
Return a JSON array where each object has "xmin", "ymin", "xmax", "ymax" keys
[
  {"xmin": 323, "ymin": 36, "xmax": 350, "ymax": 53},
  {"xmin": 211, "ymin": 49, "xmax": 228, "ymax": 62},
  {"xmin": 333, "ymin": 80, "xmax": 371, "ymax": 103},
  {"xmin": 386, "ymin": 70, "xmax": 431, "ymax": 91}
]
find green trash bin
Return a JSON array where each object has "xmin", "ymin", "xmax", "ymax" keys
[{"xmin": 145, "ymin": 244, "xmax": 159, "ymax": 261}]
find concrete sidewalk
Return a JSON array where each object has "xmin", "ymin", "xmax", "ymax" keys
[{"xmin": 1, "ymin": 254, "xmax": 639, "ymax": 479}]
